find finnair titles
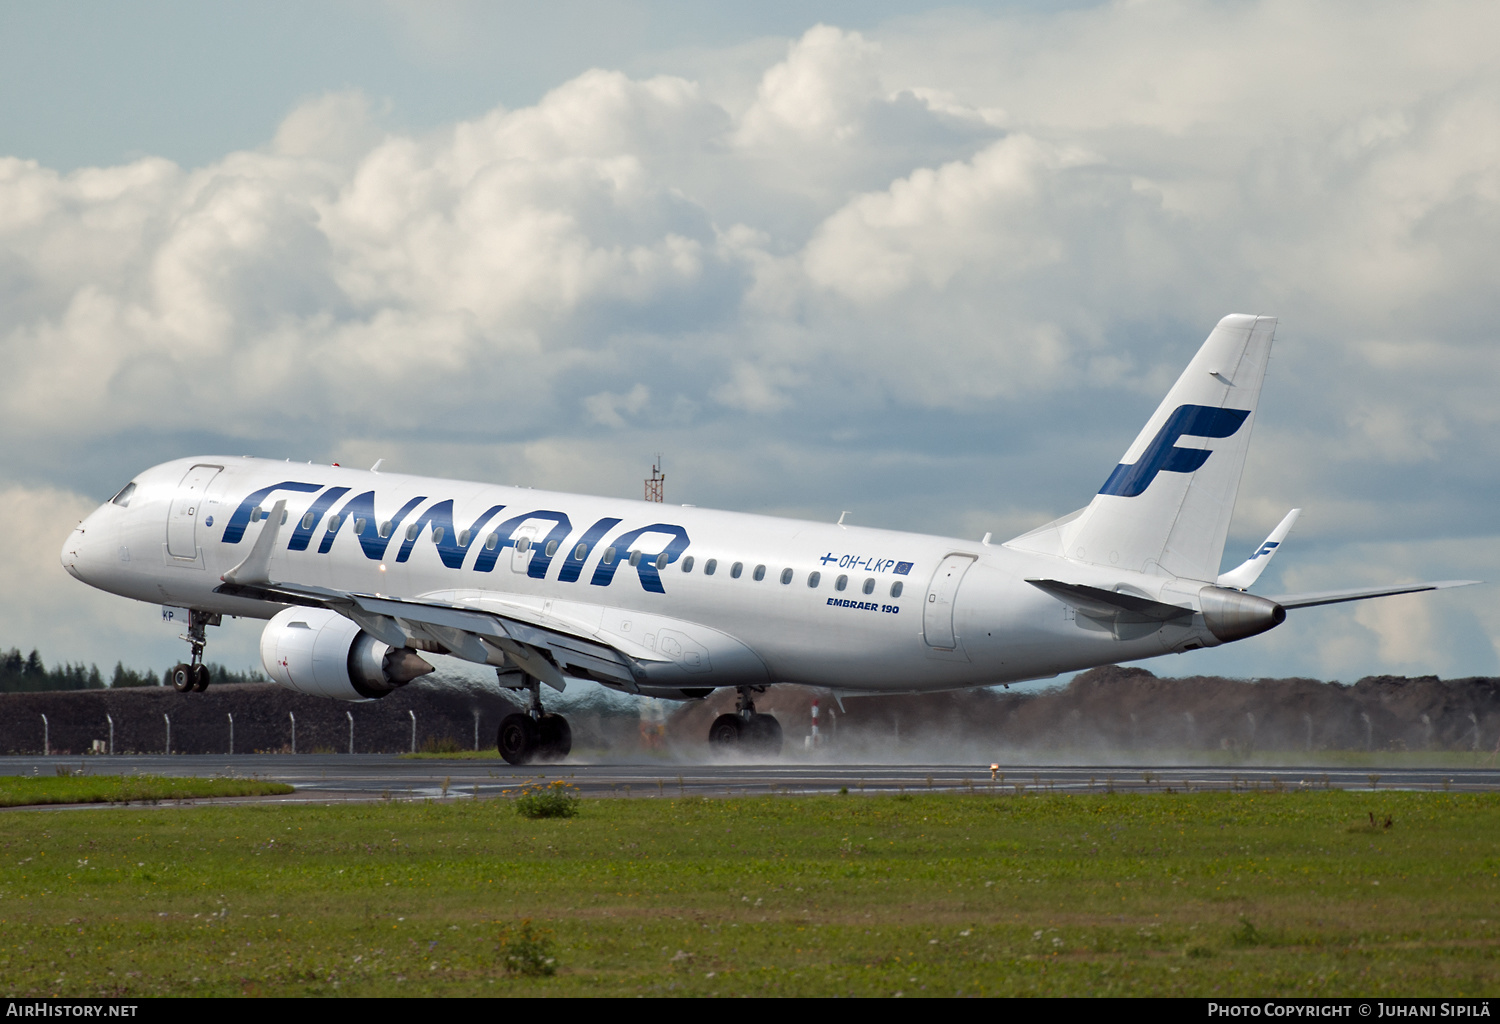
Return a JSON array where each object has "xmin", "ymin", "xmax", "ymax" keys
[{"xmin": 62, "ymin": 315, "xmax": 1476, "ymax": 763}]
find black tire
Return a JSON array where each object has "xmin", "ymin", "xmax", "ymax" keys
[
  {"xmin": 190, "ymin": 663, "xmax": 211, "ymax": 692},
  {"xmin": 749, "ymin": 713, "xmax": 783, "ymax": 755},
  {"xmin": 498, "ymin": 713, "xmax": 539, "ymax": 765},
  {"xmin": 708, "ymin": 713, "xmax": 742, "ymax": 747},
  {"xmin": 536, "ymin": 714, "xmax": 572, "ymax": 761},
  {"xmin": 170, "ymin": 664, "xmax": 193, "ymax": 693}
]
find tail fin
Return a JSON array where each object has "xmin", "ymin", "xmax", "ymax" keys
[{"xmin": 1044, "ymin": 314, "xmax": 1277, "ymax": 581}]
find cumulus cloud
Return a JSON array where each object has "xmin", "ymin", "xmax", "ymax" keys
[{"xmin": 1, "ymin": 4, "xmax": 1497, "ymax": 679}]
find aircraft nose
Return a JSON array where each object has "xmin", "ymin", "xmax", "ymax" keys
[{"xmin": 61, "ymin": 524, "xmax": 87, "ymax": 580}]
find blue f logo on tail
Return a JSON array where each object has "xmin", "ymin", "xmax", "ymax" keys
[{"xmin": 1099, "ymin": 405, "xmax": 1250, "ymax": 498}]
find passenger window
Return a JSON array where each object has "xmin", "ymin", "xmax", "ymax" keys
[
  {"xmin": 780, "ymin": 568, "xmax": 793, "ymax": 585},
  {"xmin": 457, "ymin": 529, "xmax": 470, "ymax": 547},
  {"xmin": 862, "ymin": 578, "xmax": 875, "ymax": 595},
  {"xmin": 353, "ymin": 518, "xmax": 366, "ymax": 536},
  {"xmin": 405, "ymin": 523, "xmax": 420, "ymax": 542},
  {"xmin": 484, "ymin": 532, "xmax": 498, "ymax": 550},
  {"xmin": 890, "ymin": 581, "xmax": 904, "ymax": 598},
  {"xmin": 379, "ymin": 520, "xmax": 392, "ymax": 539},
  {"xmin": 432, "ymin": 526, "xmax": 445, "ymax": 545},
  {"xmin": 545, "ymin": 539, "xmax": 558, "ymax": 557},
  {"xmin": 516, "ymin": 536, "xmax": 531, "ymax": 553},
  {"xmin": 730, "ymin": 562, "xmax": 743, "ymax": 579},
  {"xmin": 251, "ymin": 505, "xmax": 263, "ymax": 522},
  {"xmin": 574, "ymin": 542, "xmax": 588, "ymax": 560},
  {"xmin": 655, "ymin": 552, "xmax": 669, "ymax": 570},
  {"xmin": 327, "ymin": 515, "xmax": 341, "ymax": 532},
  {"xmin": 808, "ymin": 571, "xmax": 821, "ymax": 588},
  {"xmin": 603, "ymin": 547, "xmax": 616, "ymax": 565},
  {"xmin": 681, "ymin": 555, "xmax": 694, "ymax": 573},
  {"xmin": 301, "ymin": 512, "xmax": 315, "ymax": 530},
  {"xmin": 628, "ymin": 550, "xmax": 642, "ymax": 567},
  {"xmin": 109, "ymin": 482, "xmax": 136, "ymax": 507},
  {"xmin": 753, "ymin": 564, "xmax": 766, "ymax": 581},
  {"xmin": 835, "ymin": 575, "xmax": 848, "ymax": 591},
  {"xmin": 704, "ymin": 558, "xmax": 717, "ymax": 576}
]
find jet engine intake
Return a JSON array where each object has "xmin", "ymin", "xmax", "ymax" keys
[
  {"xmin": 1197, "ymin": 586, "xmax": 1286, "ymax": 644},
  {"xmin": 261, "ymin": 606, "xmax": 434, "ymax": 700}
]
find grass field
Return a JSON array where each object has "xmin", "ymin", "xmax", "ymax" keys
[
  {"xmin": 0, "ymin": 774, "xmax": 294, "ymax": 808},
  {"xmin": 1, "ymin": 789, "xmax": 1497, "ymax": 997}
]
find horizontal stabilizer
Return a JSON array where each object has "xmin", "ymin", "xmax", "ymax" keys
[
  {"xmin": 1026, "ymin": 579, "xmax": 1193, "ymax": 621},
  {"xmin": 1217, "ymin": 508, "xmax": 1301, "ymax": 590},
  {"xmin": 1270, "ymin": 580, "xmax": 1481, "ymax": 610}
]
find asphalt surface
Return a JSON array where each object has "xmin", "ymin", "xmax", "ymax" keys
[{"xmin": 4, "ymin": 754, "xmax": 1498, "ymax": 805}]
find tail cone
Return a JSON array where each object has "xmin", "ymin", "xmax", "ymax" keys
[{"xmin": 1198, "ymin": 586, "xmax": 1285, "ymax": 644}]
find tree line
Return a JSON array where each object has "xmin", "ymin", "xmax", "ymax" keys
[{"xmin": 0, "ymin": 646, "xmax": 263, "ymax": 693}]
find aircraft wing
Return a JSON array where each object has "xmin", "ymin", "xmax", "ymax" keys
[
  {"xmin": 1268, "ymin": 579, "xmax": 1481, "ymax": 609},
  {"xmin": 216, "ymin": 578, "xmax": 660, "ymax": 692}
]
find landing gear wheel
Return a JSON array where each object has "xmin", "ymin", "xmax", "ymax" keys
[
  {"xmin": 171, "ymin": 664, "xmax": 193, "ymax": 693},
  {"xmin": 190, "ymin": 663, "xmax": 211, "ymax": 692},
  {"xmin": 498, "ymin": 714, "xmax": 539, "ymax": 765},
  {"xmin": 535, "ymin": 714, "xmax": 572, "ymax": 761},
  {"xmin": 708, "ymin": 713, "xmax": 742, "ymax": 748},
  {"xmin": 745, "ymin": 713, "xmax": 783, "ymax": 755}
]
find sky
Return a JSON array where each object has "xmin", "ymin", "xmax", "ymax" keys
[{"xmin": 0, "ymin": 0, "xmax": 1496, "ymax": 687}]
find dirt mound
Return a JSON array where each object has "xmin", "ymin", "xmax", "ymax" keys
[
  {"xmin": 4, "ymin": 666, "xmax": 1497, "ymax": 758},
  {"xmin": 665, "ymin": 666, "xmax": 1500, "ymax": 758}
]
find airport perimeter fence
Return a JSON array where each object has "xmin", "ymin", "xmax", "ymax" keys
[
  {"xmin": 0, "ymin": 681, "xmax": 555, "ymax": 756},
  {"xmin": 4, "ymin": 666, "xmax": 1499, "ymax": 759}
]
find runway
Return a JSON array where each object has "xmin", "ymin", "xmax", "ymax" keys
[{"xmin": 3, "ymin": 754, "xmax": 1498, "ymax": 805}]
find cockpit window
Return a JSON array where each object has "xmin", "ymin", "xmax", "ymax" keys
[{"xmin": 109, "ymin": 483, "xmax": 137, "ymax": 508}]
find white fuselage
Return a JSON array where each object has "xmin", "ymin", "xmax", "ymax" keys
[{"xmin": 62, "ymin": 455, "xmax": 1228, "ymax": 695}]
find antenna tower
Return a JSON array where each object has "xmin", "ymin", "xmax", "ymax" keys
[{"xmin": 645, "ymin": 455, "xmax": 665, "ymax": 503}]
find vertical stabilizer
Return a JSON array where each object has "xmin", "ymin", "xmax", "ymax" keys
[{"xmin": 1055, "ymin": 314, "xmax": 1277, "ymax": 580}]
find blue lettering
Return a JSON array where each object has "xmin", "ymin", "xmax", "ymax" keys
[
  {"xmin": 472, "ymin": 511, "xmax": 572, "ymax": 577},
  {"xmin": 559, "ymin": 517, "xmax": 623, "ymax": 583},
  {"xmin": 393, "ymin": 500, "xmax": 505, "ymax": 569},
  {"xmin": 318, "ymin": 491, "xmax": 426, "ymax": 560},
  {"xmin": 222, "ymin": 481, "xmax": 323, "ymax": 543},
  {"xmin": 1099, "ymin": 404, "xmax": 1250, "ymax": 498},
  {"xmin": 286, "ymin": 487, "xmax": 351, "ymax": 552},
  {"xmin": 589, "ymin": 524, "xmax": 691, "ymax": 593}
]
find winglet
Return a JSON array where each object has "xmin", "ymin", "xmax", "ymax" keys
[
  {"xmin": 1217, "ymin": 508, "xmax": 1301, "ymax": 590},
  {"xmin": 222, "ymin": 499, "xmax": 286, "ymax": 585}
]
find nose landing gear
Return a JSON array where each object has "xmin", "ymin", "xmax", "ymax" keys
[
  {"xmin": 496, "ymin": 673, "xmax": 572, "ymax": 765},
  {"xmin": 171, "ymin": 610, "xmax": 221, "ymax": 693},
  {"xmin": 708, "ymin": 686, "xmax": 782, "ymax": 755}
]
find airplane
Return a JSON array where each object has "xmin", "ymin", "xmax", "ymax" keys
[{"xmin": 60, "ymin": 314, "xmax": 1477, "ymax": 763}]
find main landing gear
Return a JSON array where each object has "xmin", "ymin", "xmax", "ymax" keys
[
  {"xmin": 171, "ymin": 610, "xmax": 221, "ymax": 693},
  {"xmin": 497, "ymin": 674, "xmax": 572, "ymax": 765},
  {"xmin": 708, "ymin": 686, "xmax": 783, "ymax": 755}
]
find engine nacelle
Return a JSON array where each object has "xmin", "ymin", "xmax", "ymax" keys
[{"xmin": 261, "ymin": 607, "xmax": 434, "ymax": 701}]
